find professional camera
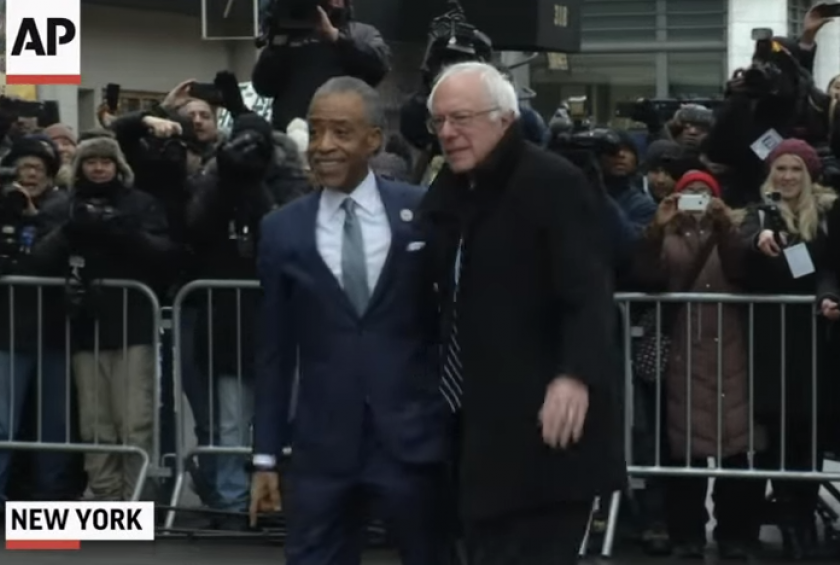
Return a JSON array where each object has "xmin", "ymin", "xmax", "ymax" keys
[
  {"xmin": 549, "ymin": 128, "xmax": 622, "ymax": 159},
  {"xmin": 139, "ymin": 135, "xmax": 188, "ymax": 164},
  {"xmin": 615, "ymin": 98, "xmax": 722, "ymax": 128},
  {"xmin": 420, "ymin": 0, "xmax": 492, "ymax": 85},
  {"xmin": 0, "ymin": 183, "xmax": 35, "ymax": 272},
  {"xmin": 740, "ymin": 29, "xmax": 786, "ymax": 97},
  {"xmin": 257, "ymin": 0, "xmax": 330, "ymax": 47}
]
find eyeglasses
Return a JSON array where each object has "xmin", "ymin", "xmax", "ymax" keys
[{"xmin": 426, "ymin": 108, "xmax": 498, "ymax": 133}]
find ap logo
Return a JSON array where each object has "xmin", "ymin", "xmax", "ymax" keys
[{"xmin": 5, "ymin": 0, "xmax": 81, "ymax": 84}]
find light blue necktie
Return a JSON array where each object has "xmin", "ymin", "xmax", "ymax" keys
[{"xmin": 341, "ymin": 198, "xmax": 369, "ymax": 314}]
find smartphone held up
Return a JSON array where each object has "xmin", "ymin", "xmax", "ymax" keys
[{"xmin": 678, "ymin": 193, "xmax": 710, "ymax": 213}]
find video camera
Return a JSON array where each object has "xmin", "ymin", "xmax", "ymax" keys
[
  {"xmin": 257, "ymin": 0, "xmax": 330, "ymax": 47},
  {"xmin": 0, "ymin": 182, "xmax": 36, "ymax": 273},
  {"xmin": 0, "ymin": 97, "xmax": 60, "ymax": 137},
  {"xmin": 615, "ymin": 98, "xmax": 723, "ymax": 128},
  {"xmin": 420, "ymin": 0, "xmax": 492, "ymax": 85}
]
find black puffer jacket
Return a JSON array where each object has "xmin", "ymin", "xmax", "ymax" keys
[
  {"xmin": 186, "ymin": 123, "xmax": 309, "ymax": 377},
  {"xmin": 0, "ymin": 188, "xmax": 72, "ymax": 353},
  {"xmin": 32, "ymin": 182, "xmax": 179, "ymax": 351}
]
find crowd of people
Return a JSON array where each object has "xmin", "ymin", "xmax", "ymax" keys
[{"xmin": 0, "ymin": 1, "xmax": 839, "ymax": 564}]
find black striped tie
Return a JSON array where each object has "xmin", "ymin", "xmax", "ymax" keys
[{"xmin": 441, "ymin": 238, "xmax": 465, "ymax": 412}]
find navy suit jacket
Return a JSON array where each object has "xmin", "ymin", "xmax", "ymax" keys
[{"xmin": 254, "ymin": 177, "xmax": 448, "ymax": 475}]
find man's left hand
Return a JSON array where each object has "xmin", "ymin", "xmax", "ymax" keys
[
  {"xmin": 539, "ymin": 376, "xmax": 589, "ymax": 449},
  {"xmin": 316, "ymin": 6, "xmax": 339, "ymax": 42}
]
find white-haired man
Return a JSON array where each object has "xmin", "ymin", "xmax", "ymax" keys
[{"xmin": 418, "ymin": 62, "xmax": 627, "ymax": 565}]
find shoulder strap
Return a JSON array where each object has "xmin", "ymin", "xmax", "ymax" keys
[{"xmin": 678, "ymin": 234, "xmax": 718, "ymax": 293}]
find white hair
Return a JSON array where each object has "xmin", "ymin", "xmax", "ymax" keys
[{"xmin": 427, "ymin": 61, "xmax": 520, "ymax": 119}]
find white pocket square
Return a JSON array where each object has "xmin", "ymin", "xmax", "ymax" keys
[{"xmin": 406, "ymin": 241, "xmax": 426, "ymax": 251}]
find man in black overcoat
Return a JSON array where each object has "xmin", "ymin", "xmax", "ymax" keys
[{"xmin": 418, "ymin": 61, "xmax": 627, "ymax": 565}]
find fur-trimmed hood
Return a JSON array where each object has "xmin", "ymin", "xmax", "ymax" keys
[{"xmin": 70, "ymin": 136, "xmax": 134, "ymax": 187}]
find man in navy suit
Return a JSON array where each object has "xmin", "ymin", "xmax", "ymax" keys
[{"xmin": 249, "ymin": 75, "xmax": 449, "ymax": 565}]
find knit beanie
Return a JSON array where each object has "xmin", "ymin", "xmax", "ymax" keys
[
  {"xmin": 645, "ymin": 140, "xmax": 682, "ymax": 170},
  {"xmin": 1, "ymin": 135, "xmax": 61, "ymax": 177},
  {"xmin": 766, "ymin": 138, "xmax": 822, "ymax": 179},
  {"xmin": 674, "ymin": 170, "xmax": 721, "ymax": 197},
  {"xmin": 44, "ymin": 123, "xmax": 77, "ymax": 146}
]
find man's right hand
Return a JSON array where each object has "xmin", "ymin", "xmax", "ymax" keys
[
  {"xmin": 248, "ymin": 471, "xmax": 281, "ymax": 527},
  {"xmin": 142, "ymin": 116, "xmax": 182, "ymax": 138}
]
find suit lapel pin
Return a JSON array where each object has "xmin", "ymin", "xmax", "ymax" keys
[{"xmin": 400, "ymin": 209, "xmax": 413, "ymax": 222}]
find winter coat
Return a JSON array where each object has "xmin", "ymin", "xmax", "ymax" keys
[{"xmin": 632, "ymin": 211, "xmax": 755, "ymax": 459}]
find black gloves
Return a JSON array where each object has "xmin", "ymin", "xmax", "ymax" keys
[
  {"xmin": 216, "ymin": 113, "xmax": 274, "ymax": 182},
  {"xmin": 66, "ymin": 200, "xmax": 134, "ymax": 239}
]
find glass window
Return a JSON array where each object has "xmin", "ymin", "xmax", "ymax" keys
[
  {"xmin": 531, "ymin": 53, "xmax": 656, "ymax": 125},
  {"xmin": 117, "ymin": 91, "xmax": 165, "ymax": 115},
  {"xmin": 582, "ymin": 0, "xmax": 657, "ymax": 42},
  {"xmin": 788, "ymin": 0, "xmax": 810, "ymax": 37},
  {"xmin": 665, "ymin": 0, "xmax": 726, "ymax": 40},
  {"xmin": 667, "ymin": 52, "xmax": 726, "ymax": 98}
]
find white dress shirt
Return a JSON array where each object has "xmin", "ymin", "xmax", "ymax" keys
[{"xmin": 316, "ymin": 170, "xmax": 391, "ymax": 291}]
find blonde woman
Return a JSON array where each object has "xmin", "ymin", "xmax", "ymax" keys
[{"xmin": 738, "ymin": 139, "xmax": 838, "ymax": 559}]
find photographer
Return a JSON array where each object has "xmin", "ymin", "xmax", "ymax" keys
[
  {"xmin": 252, "ymin": 0, "xmax": 389, "ymax": 131},
  {"xmin": 31, "ymin": 136, "xmax": 179, "ymax": 501},
  {"xmin": 0, "ymin": 137, "xmax": 78, "ymax": 506},
  {"xmin": 704, "ymin": 33, "xmax": 840, "ymax": 205},
  {"xmin": 110, "ymin": 109, "xmax": 202, "ymax": 250},
  {"xmin": 185, "ymin": 112, "xmax": 306, "ymax": 527}
]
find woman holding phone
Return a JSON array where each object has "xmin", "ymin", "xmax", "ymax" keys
[{"xmin": 631, "ymin": 171, "xmax": 764, "ymax": 559}]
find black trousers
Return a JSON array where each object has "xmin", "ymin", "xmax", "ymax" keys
[
  {"xmin": 756, "ymin": 414, "xmax": 824, "ymax": 521},
  {"xmin": 664, "ymin": 453, "xmax": 765, "ymax": 545},
  {"xmin": 464, "ymin": 502, "xmax": 591, "ymax": 565}
]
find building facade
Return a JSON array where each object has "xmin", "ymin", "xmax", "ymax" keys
[
  {"xmin": 528, "ymin": 0, "xmax": 840, "ymax": 123},
  {"xmin": 30, "ymin": 0, "xmax": 840, "ymax": 132}
]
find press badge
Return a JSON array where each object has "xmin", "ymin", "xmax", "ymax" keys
[
  {"xmin": 783, "ymin": 243, "xmax": 815, "ymax": 279},
  {"xmin": 750, "ymin": 129, "xmax": 782, "ymax": 160}
]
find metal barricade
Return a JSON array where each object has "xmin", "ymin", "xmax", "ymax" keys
[
  {"xmin": 593, "ymin": 292, "xmax": 840, "ymax": 557},
  {"xmin": 165, "ymin": 279, "xmax": 261, "ymax": 530},
  {"xmin": 0, "ymin": 275, "xmax": 162, "ymax": 502}
]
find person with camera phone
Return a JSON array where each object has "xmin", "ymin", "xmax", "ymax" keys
[
  {"xmin": 736, "ymin": 139, "xmax": 839, "ymax": 559},
  {"xmin": 631, "ymin": 170, "xmax": 766, "ymax": 559},
  {"xmin": 0, "ymin": 136, "xmax": 81, "ymax": 506},
  {"xmin": 31, "ymin": 136, "xmax": 178, "ymax": 502},
  {"xmin": 251, "ymin": 0, "xmax": 390, "ymax": 132}
]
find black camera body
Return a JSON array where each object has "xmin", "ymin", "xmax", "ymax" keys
[
  {"xmin": 420, "ymin": 0, "xmax": 492, "ymax": 86},
  {"xmin": 548, "ymin": 128, "xmax": 622, "ymax": 158},
  {"xmin": 257, "ymin": 0, "xmax": 330, "ymax": 46},
  {"xmin": 0, "ymin": 184, "xmax": 35, "ymax": 272},
  {"xmin": 139, "ymin": 135, "xmax": 188, "ymax": 165}
]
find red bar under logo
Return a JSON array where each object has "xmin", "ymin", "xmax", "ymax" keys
[
  {"xmin": 5, "ymin": 75, "xmax": 81, "ymax": 85},
  {"xmin": 6, "ymin": 540, "xmax": 81, "ymax": 550}
]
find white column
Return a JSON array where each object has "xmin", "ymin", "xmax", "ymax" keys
[
  {"xmin": 727, "ymin": 0, "xmax": 788, "ymax": 77},
  {"xmin": 37, "ymin": 85, "xmax": 79, "ymax": 132},
  {"xmin": 812, "ymin": 17, "xmax": 840, "ymax": 91}
]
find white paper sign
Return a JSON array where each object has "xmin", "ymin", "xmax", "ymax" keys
[
  {"xmin": 751, "ymin": 128, "xmax": 783, "ymax": 160},
  {"xmin": 783, "ymin": 243, "xmax": 815, "ymax": 279},
  {"xmin": 216, "ymin": 82, "xmax": 273, "ymax": 132}
]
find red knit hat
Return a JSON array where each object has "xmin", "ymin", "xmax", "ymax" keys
[
  {"xmin": 766, "ymin": 138, "xmax": 822, "ymax": 179},
  {"xmin": 674, "ymin": 170, "xmax": 721, "ymax": 197}
]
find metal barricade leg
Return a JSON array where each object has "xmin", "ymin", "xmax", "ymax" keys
[
  {"xmin": 601, "ymin": 490, "xmax": 622, "ymax": 557},
  {"xmin": 578, "ymin": 497, "xmax": 598, "ymax": 556}
]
